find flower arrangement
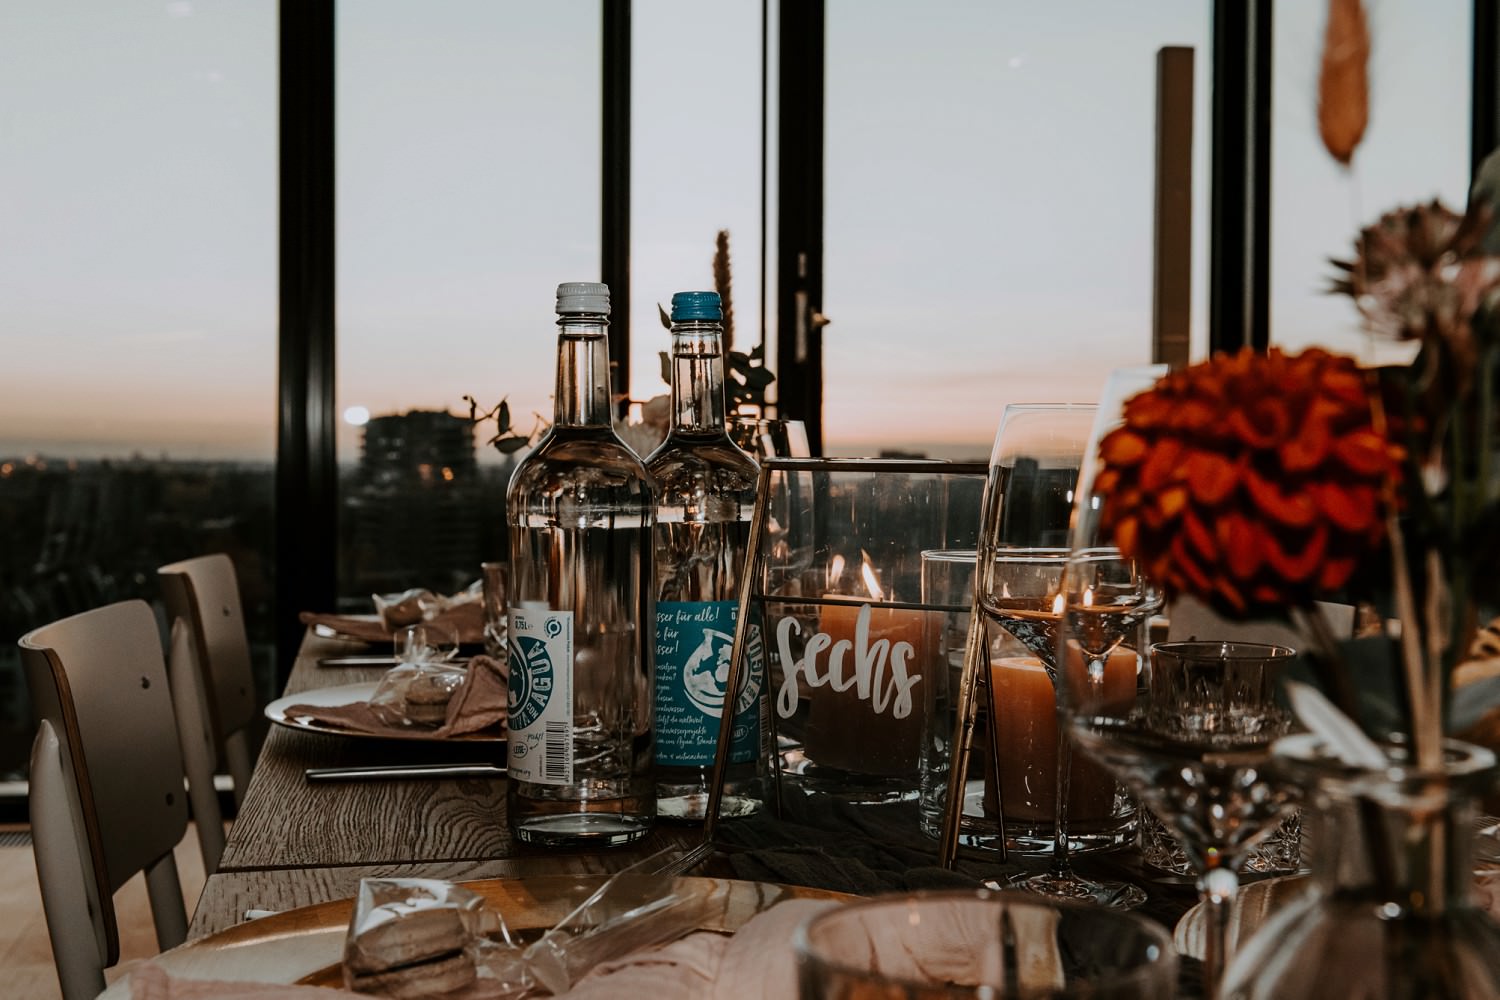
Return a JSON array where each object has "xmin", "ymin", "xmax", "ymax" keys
[{"xmin": 1095, "ymin": 0, "xmax": 1500, "ymax": 772}]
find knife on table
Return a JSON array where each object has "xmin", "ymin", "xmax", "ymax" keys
[
  {"xmin": 317, "ymin": 655, "xmax": 398, "ymax": 668},
  {"xmin": 305, "ymin": 763, "xmax": 505, "ymax": 781}
]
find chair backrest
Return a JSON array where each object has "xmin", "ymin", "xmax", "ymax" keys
[
  {"xmin": 158, "ymin": 553, "xmax": 258, "ymax": 801},
  {"xmin": 20, "ymin": 600, "xmax": 190, "ymax": 1000}
]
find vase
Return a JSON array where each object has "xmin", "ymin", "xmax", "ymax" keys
[{"xmin": 1222, "ymin": 733, "xmax": 1500, "ymax": 999}]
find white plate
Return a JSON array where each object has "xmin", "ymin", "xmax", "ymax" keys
[
  {"xmin": 96, "ymin": 876, "xmax": 852, "ymax": 997},
  {"xmin": 264, "ymin": 683, "xmax": 505, "ymax": 743}
]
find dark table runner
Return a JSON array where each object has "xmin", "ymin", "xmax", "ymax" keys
[{"xmin": 711, "ymin": 787, "xmax": 1206, "ymax": 997}]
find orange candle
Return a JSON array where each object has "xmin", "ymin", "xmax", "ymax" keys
[
  {"xmin": 986, "ymin": 648, "xmax": 1136, "ymax": 824},
  {"xmin": 802, "ymin": 601, "xmax": 935, "ymax": 777}
]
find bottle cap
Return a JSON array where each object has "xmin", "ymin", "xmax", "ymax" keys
[
  {"xmin": 670, "ymin": 291, "xmax": 722, "ymax": 323},
  {"xmin": 556, "ymin": 282, "xmax": 611, "ymax": 315}
]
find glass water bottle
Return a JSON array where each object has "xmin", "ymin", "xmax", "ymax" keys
[
  {"xmin": 646, "ymin": 290, "xmax": 764, "ymax": 821},
  {"xmin": 506, "ymin": 281, "xmax": 656, "ymax": 846}
]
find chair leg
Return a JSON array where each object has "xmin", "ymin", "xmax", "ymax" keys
[
  {"xmin": 30, "ymin": 721, "xmax": 109, "ymax": 1000},
  {"xmin": 167, "ymin": 620, "xmax": 225, "ymax": 873},
  {"xmin": 143, "ymin": 851, "xmax": 189, "ymax": 950}
]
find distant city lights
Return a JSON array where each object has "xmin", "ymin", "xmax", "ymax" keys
[{"xmin": 344, "ymin": 406, "xmax": 370, "ymax": 426}]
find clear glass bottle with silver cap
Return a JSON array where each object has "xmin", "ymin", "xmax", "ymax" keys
[
  {"xmin": 646, "ymin": 290, "xmax": 764, "ymax": 820},
  {"xmin": 506, "ymin": 281, "xmax": 656, "ymax": 846}
]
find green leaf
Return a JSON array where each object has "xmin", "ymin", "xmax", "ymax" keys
[{"xmin": 494, "ymin": 436, "xmax": 530, "ymax": 454}]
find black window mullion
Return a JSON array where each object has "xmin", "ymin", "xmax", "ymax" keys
[
  {"xmin": 1473, "ymin": 0, "xmax": 1500, "ymax": 180},
  {"xmin": 775, "ymin": 0, "xmax": 825, "ymax": 454},
  {"xmin": 275, "ymin": 0, "xmax": 338, "ymax": 685},
  {"xmin": 603, "ymin": 0, "xmax": 631, "ymax": 415},
  {"xmin": 1209, "ymin": 0, "xmax": 1271, "ymax": 356}
]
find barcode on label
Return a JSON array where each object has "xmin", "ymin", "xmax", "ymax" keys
[{"xmin": 543, "ymin": 721, "xmax": 570, "ymax": 782}]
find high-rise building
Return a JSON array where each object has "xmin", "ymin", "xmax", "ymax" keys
[{"xmin": 343, "ymin": 410, "xmax": 490, "ymax": 599}]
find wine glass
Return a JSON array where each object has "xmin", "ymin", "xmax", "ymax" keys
[
  {"xmin": 974, "ymin": 403, "xmax": 1140, "ymax": 906},
  {"xmin": 1056, "ymin": 367, "xmax": 1303, "ymax": 996}
]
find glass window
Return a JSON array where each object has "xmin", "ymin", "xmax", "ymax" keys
[
  {"xmin": 335, "ymin": 1, "xmax": 600, "ymax": 602},
  {"xmin": 0, "ymin": 1, "xmax": 278, "ymax": 780},
  {"xmin": 821, "ymin": 1, "xmax": 1211, "ymax": 460},
  {"xmin": 1270, "ymin": 0, "xmax": 1471, "ymax": 362},
  {"xmin": 629, "ymin": 0, "xmax": 767, "ymax": 417}
]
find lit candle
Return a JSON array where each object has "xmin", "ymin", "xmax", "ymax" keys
[
  {"xmin": 801, "ymin": 599, "xmax": 935, "ymax": 779},
  {"xmin": 985, "ymin": 646, "xmax": 1136, "ymax": 824}
]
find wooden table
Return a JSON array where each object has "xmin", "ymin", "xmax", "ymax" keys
[{"xmin": 190, "ymin": 628, "xmax": 700, "ymax": 938}]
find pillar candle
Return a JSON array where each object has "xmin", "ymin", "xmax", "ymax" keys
[
  {"xmin": 985, "ymin": 647, "xmax": 1137, "ymax": 824},
  {"xmin": 803, "ymin": 600, "xmax": 935, "ymax": 778}
]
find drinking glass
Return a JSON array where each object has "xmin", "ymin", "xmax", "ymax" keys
[
  {"xmin": 1057, "ymin": 367, "xmax": 1300, "ymax": 996},
  {"xmin": 795, "ymin": 890, "xmax": 1178, "ymax": 999},
  {"xmin": 396, "ymin": 622, "xmax": 459, "ymax": 665},
  {"xmin": 975, "ymin": 403, "xmax": 1139, "ymax": 905},
  {"xmin": 481, "ymin": 560, "xmax": 508, "ymax": 659}
]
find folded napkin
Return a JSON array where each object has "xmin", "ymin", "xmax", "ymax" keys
[
  {"xmin": 280, "ymin": 656, "xmax": 508, "ymax": 739},
  {"xmin": 131, "ymin": 898, "xmax": 839, "ymax": 1000},
  {"xmin": 300, "ymin": 601, "xmax": 487, "ymax": 646}
]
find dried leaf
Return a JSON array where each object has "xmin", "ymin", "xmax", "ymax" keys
[
  {"xmin": 1317, "ymin": 0, "xmax": 1370, "ymax": 167},
  {"xmin": 658, "ymin": 304, "xmax": 672, "ymax": 330}
]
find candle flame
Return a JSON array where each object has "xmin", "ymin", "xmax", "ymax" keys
[
  {"xmin": 1082, "ymin": 586, "xmax": 1095, "ymax": 608},
  {"xmin": 860, "ymin": 551, "xmax": 885, "ymax": 602},
  {"xmin": 828, "ymin": 553, "xmax": 846, "ymax": 589},
  {"xmin": 1051, "ymin": 592, "xmax": 1065, "ymax": 615}
]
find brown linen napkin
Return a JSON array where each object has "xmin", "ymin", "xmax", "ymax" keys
[
  {"xmin": 561, "ymin": 898, "xmax": 839, "ymax": 1000},
  {"xmin": 300, "ymin": 601, "xmax": 486, "ymax": 646},
  {"xmin": 280, "ymin": 656, "xmax": 508, "ymax": 739}
]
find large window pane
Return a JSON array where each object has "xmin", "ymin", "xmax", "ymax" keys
[
  {"xmin": 629, "ymin": 1, "xmax": 766, "ymax": 412},
  {"xmin": 0, "ymin": 1, "xmax": 278, "ymax": 780},
  {"xmin": 1270, "ymin": 1, "xmax": 1471, "ymax": 361},
  {"xmin": 336, "ymin": 2, "xmax": 600, "ymax": 602},
  {"xmin": 822, "ymin": 1, "xmax": 1211, "ymax": 460}
]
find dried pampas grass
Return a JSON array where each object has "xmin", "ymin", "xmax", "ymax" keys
[{"xmin": 1318, "ymin": 0, "xmax": 1370, "ymax": 166}]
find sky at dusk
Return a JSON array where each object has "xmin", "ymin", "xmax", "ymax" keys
[{"xmin": 0, "ymin": 0, "xmax": 1473, "ymax": 464}]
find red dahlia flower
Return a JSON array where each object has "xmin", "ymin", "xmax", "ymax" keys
[{"xmin": 1095, "ymin": 347, "xmax": 1405, "ymax": 618}]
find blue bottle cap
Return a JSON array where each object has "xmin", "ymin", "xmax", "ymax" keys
[
  {"xmin": 556, "ymin": 282, "xmax": 610, "ymax": 315},
  {"xmin": 670, "ymin": 291, "xmax": 722, "ymax": 323}
]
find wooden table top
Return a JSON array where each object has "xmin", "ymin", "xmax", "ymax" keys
[{"xmin": 191, "ymin": 628, "xmax": 701, "ymax": 938}]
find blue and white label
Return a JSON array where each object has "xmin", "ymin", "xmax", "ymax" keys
[
  {"xmin": 507, "ymin": 607, "xmax": 573, "ymax": 785},
  {"xmin": 654, "ymin": 601, "xmax": 763, "ymax": 766}
]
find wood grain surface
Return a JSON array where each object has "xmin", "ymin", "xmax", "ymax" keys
[{"xmin": 197, "ymin": 630, "xmax": 704, "ymax": 938}]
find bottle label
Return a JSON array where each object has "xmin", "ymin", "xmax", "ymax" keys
[
  {"xmin": 654, "ymin": 601, "xmax": 763, "ymax": 766},
  {"xmin": 507, "ymin": 607, "xmax": 574, "ymax": 785}
]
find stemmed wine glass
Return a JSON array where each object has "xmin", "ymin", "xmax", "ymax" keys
[
  {"xmin": 974, "ymin": 403, "xmax": 1140, "ymax": 906},
  {"xmin": 1056, "ymin": 368, "xmax": 1302, "ymax": 996}
]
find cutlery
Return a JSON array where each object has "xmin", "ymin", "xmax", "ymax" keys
[
  {"xmin": 317, "ymin": 655, "xmax": 397, "ymax": 668},
  {"xmin": 305, "ymin": 763, "xmax": 504, "ymax": 781}
]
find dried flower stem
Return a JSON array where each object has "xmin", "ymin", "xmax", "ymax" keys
[{"xmin": 713, "ymin": 230, "xmax": 735, "ymax": 354}]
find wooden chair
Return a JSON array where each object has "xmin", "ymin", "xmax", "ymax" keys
[
  {"xmin": 20, "ymin": 600, "xmax": 191, "ymax": 1000},
  {"xmin": 157, "ymin": 553, "xmax": 259, "ymax": 873}
]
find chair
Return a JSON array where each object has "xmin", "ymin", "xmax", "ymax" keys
[
  {"xmin": 157, "ymin": 554, "xmax": 259, "ymax": 871},
  {"xmin": 20, "ymin": 600, "xmax": 191, "ymax": 1000}
]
